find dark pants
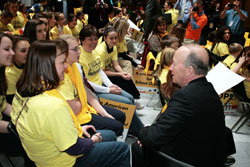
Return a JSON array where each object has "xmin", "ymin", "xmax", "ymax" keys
[
  {"xmin": 0, "ymin": 115, "xmax": 22, "ymax": 155},
  {"xmin": 109, "ymin": 76, "xmax": 140, "ymax": 99},
  {"xmin": 83, "ymin": 105, "xmax": 125, "ymax": 136}
]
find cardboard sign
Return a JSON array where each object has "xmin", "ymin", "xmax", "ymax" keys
[
  {"xmin": 131, "ymin": 28, "xmax": 144, "ymax": 43},
  {"xmin": 99, "ymin": 98, "xmax": 136, "ymax": 141},
  {"xmin": 220, "ymin": 90, "xmax": 239, "ymax": 114},
  {"xmin": 134, "ymin": 69, "xmax": 157, "ymax": 88}
]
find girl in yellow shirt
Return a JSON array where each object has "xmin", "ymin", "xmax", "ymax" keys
[
  {"xmin": 6, "ymin": 36, "xmax": 30, "ymax": 103},
  {"xmin": 0, "ymin": 32, "xmax": 21, "ymax": 155},
  {"xmin": 231, "ymin": 46, "xmax": 250, "ymax": 100}
]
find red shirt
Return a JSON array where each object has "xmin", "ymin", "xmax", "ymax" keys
[{"xmin": 185, "ymin": 12, "xmax": 207, "ymax": 41}]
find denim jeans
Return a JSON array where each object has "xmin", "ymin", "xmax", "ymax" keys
[
  {"xmin": 97, "ymin": 90, "xmax": 134, "ymax": 104},
  {"xmin": 96, "ymin": 91, "xmax": 144, "ymax": 133},
  {"xmin": 74, "ymin": 130, "xmax": 130, "ymax": 167}
]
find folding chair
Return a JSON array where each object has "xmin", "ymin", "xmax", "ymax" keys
[
  {"xmin": 155, "ymin": 151, "xmax": 195, "ymax": 167},
  {"xmin": 7, "ymin": 122, "xmax": 36, "ymax": 167},
  {"xmin": 230, "ymin": 83, "xmax": 250, "ymax": 133}
]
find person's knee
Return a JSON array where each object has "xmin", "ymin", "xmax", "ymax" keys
[{"xmin": 100, "ymin": 130, "xmax": 116, "ymax": 141}]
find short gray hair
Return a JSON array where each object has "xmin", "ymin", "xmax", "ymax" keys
[{"xmin": 184, "ymin": 52, "xmax": 208, "ymax": 75}]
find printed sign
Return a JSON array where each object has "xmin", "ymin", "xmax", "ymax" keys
[
  {"xmin": 134, "ymin": 69, "xmax": 157, "ymax": 88},
  {"xmin": 220, "ymin": 90, "xmax": 239, "ymax": 114},
  {"xmin": 131, "ymin": 29, "xmax": 144, "ymax": 43},
  {"xmin": 99, "ymin": 98, "xmax": 136, "ymax": 141}
]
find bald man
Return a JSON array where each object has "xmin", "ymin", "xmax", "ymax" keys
[{"xmin": 132, "ymin": 44, "xmax": 226, "ymax": 167}]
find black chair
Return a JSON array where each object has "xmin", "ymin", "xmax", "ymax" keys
[
  {"xmin": 230, "ymin": 82, "xmax": 250, "ymax": 133},
  {"xmin": 155, "ymin": 151, "xmax": 195, "ymax": 167},
  {"xmin": 7, "ymin": 122, "xmax": 36, "ymax": 167}
]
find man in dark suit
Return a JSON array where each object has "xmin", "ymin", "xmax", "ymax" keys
[
  {"xmin": 143, "ymin": 0, "xmax": 162, "ymax": 40},
  {"xmin": 132, "ymin": 44, "xmax": 226, "ymax": 167},
  {"xmin": 83, "ymin": 0, "xmax": 112, "ymax": 29}
]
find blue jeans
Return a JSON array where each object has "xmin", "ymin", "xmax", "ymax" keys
[
  {"xmin": 97, "ymin": 90, "xmax": 134, "ymax": 104},
  {"xmin": 96, "ymin": 91, "xmax": 144, "ymax": 133},
  {"xmin": 74, "ymin": 130, "xmax": 130, "ymax": 167}
]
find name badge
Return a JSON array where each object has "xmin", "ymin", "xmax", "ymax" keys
[
  {"xmin": 229, "ymin": 21, "xmax": 233, "ymax": 27},
  {"xmin": 209, "ymin": 23, "xmax": 214, "ymax": 29}
]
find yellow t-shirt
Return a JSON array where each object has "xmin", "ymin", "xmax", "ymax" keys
[
  {"xmin": 212, "ymin": 42, "xmax": 229, "ymax": 57},
  {"xmin": 165, "ymin": 9, "xmax": 179, "ymax": 33},
  {"xmin": 57, "ymin": 73, "xmax": 96, "ymax": 124},
  {"xmin": 50, "ymin": 25, "xmax": 73, "ymax": 40},
  {"xmin": 0, "ymin": 95, "xmax": 7, "ymax": 120},
  {"xmin": 0, "ymin": 20, "xmax": 15, "ymax": 32},
  {"xmin": 77, "ymin": 19, "xmax": 83, "ymax": 31},
  {"xmin": 159, "ymin": 68, "xmax": 169, "ymax": 84},
  {"xmin": 11, "ymin": 11, "xmax": 25, "ymax": 30},
  {"xmin": 79, "ymin": 48, "xmax": 102, "ymax": 85},
  {"xmin": 95, "ymin": 41, "xmax": 118, "ymax": 70},
  {"xmin": 83, "ymin": 14, "xmax": 88, "ymax": 26},
  {"xmin": 11, "ymin": 92, "xmax": 78, "ymax": 167},
  {"xmin": 98, "ymin": 36, "xmax": 103, "ymax": 45},
  {"xmin": 242, "ymin": 68, "xmax": 250, "ymax": 99},
  {"xmin": 223, "ymin": 55, "xmax": 236, "ymax": 68},
  {"xmin": 70, "ymin": 25, "xmax": 80, "ymax": 39},
  {"xmin": 5, "ymin": 65, "xmax": 23, "ymax": 95},
  {"xmin": 155, "ymin": 52, "xmax": 162, "ymax": 65},
  {"xmin": 116, "ymin": 39, "xmax": 128, "ymax": 53}
]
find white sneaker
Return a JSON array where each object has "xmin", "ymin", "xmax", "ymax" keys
[{"xmin": 135, "ymin": 101, "xmax": 144, "ymax": 110}]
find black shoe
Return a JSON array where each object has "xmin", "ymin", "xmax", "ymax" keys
[{"xmin": 224, "ymin": 156, "xmax": 236, "ymax": 166}]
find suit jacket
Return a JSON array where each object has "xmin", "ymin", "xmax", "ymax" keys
[
  {"xmin": 139, "ymin": 77, "xmax": 226, "ymax": 167},
  {"xmin": 83, "ymin": 0, "xmax": 112, "ymax": 29},
  {"xmin": 143, "ymin": 0, "xmax": 162, "ymax": 39}
]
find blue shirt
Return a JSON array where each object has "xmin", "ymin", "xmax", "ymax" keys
[
  {"xmin": 174, "ymin": 0, "xmax": 197, "ymax": 24},
  {"xmin": 225, "ymin": 9, "xmax": 248, "ymax": 35}
]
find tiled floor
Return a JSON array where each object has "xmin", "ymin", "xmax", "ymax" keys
[{"xmin": 1, "ymin": 92, "xmax": 250, "ymax": 167}]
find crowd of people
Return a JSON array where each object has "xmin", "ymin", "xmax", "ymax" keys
[{"xmin": 0, "ymin": 0, "xmax": 249, "ymax": 166}]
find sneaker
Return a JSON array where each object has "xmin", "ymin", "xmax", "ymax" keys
[
  {"xmin": 135, "ymin": 101, "xmax": 144, "ymax": 110},
  {"xmin": 224, "ymin": 156, "xmax": 236, "ymax": 166}
]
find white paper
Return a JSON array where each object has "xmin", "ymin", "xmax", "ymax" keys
[
  {"xmin": 206, "ymin": 62, "xmax": 245, "ymax": 95},
  {"xmin": 127, "ymin": 19, "xmax": 140, "ymax": 31}
]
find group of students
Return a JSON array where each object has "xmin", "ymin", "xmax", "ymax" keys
[
  {"xmin": 0, "ymin": 24, "xmax": 142, "ymax": 166},
  {"xmin": 0, "ymin": 1, "xmax": 152, "ymax": 167}
]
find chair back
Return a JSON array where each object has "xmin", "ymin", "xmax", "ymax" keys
[
  {"xmin": 8, "ymin": 122, "xmax": 36, "ymax": 167},
  {"xmin": 156, "ymin": 151, "xmax": 195, "ymax": 167},
  {"xmin": 231, "ymin": 81, "xmax": 250, "ymax": 103}
]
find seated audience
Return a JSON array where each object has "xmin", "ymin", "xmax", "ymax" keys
[
  {"xmin": 57, "ymin": 35, "xmax": 125, "ymax": 136},
  {"xmin": 50, "ymin": 12, "xmax": 72, "ymax": 40},
  {"xmin": 155, "ymin": 48, "xmax": 175, "ymax": 85},
  {"xmin": 148, "ymin": 16, "xmax": 168, "ymax": 57},
  {"xmin": 223, "ymin": 43, "xmax": 243, "ymax": 68},
  {"xmin": 67, "ymin": 13, "xmax": 80, "ymax": 39},
  {"xmin": 231, "ymin": 46, "xmax": 250, "ymax": 99},
  {"xmin": 5, "ymin": 35, "xmax": 30, "ymax": 103},
  {"xmin": 210, "ymin": 26, "xmax": 231, "ymax": 61},
  {"xmin": 0, "ymin": 32, "xmax": 22, "ymax": 155},
  {"xmin": 11, "ymin": 39, "xmax": 130, "ymax": 167},
  {"xmin": 5, "ymin": 0, "xmax": 26, "ymax": 30},
  {"xmin": 0, "ymin": 9, "xmax": 14, "ymax": 33},
  {"xmin": 79, "ymin": 24, "xmax": 144, "ymax": 134},
  {"xmin": 23, "ymin": 19, "xmax": 47, "ymax": 44}
]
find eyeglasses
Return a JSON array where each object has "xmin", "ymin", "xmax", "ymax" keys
[{"xmin": 69, "ymin": 46, "xmax": 81, "ymax": 52}]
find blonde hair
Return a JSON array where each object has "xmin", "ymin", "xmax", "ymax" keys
[
  {"xmin": 113, "ymin": 18, "xmax": 129, "ymax": 42},
  {"xmin": 229, "ymin": 43, "xmax": 243, "ymax": 55},
  {"xmin": 156, "ymin": 48, "xmax": 175, "ymax": 76}
]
